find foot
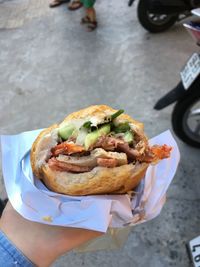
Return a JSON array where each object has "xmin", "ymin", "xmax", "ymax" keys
[
  {"xmin": 68, "ymin": 0, "xmax": 83, "ymax": 10},
  {"xmin": 49, "ymin": 0, "xmax": 70, "ymax": 8},
  {"xmin": 81, "ymin": 16, "xmax": 91, "ymax": 24},
  {"xmin": 81, "ymin": 16, "xmax": 97, "ymax": 31},
  {"xmin": 87, "ymin": 21, "xmax": 97, "ymax": 31}
]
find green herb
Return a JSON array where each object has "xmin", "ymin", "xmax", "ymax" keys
[
  {"xmin": 80, "ymin": 109, "xmax": 124, "ymax": 132},
  {"xmin": 82, "ymin": 121, "xmax": 92, "ymax": 129},
  {"xmin": 111, "ymin": 109, "xmax": 124, "ymax": 120},
  {"xmin": 114, "ymin": 122, "xmax": 130, "ymax": 133}
]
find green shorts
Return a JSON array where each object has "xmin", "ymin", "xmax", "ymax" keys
[{"xmin": 80, "ymin": 0, "xmax": 96, "ymax": 8}]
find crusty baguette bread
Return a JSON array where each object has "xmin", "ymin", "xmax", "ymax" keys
[
  {"xmin": 41, "ymin": 162, "xmax": 148, "ymax": 195},
  {"xmin": 30, "ymin": 105, "xmax": 149, "ymax": 195}
]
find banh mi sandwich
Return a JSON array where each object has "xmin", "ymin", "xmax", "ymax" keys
[{"xmin": 31, "ymin": 105, "xmax": 172, "ymax": 196}]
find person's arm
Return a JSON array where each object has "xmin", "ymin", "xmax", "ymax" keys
[{"xmin": 0, "ymin": 202, "xmax": 102, "ymax": 267}]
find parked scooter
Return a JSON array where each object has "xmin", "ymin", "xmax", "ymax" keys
[
  {"xmin": 154, "ymin": 75, "xmax": 200, "ymax": 148},
  {"xmin": 128, "ymin": 0, "xmax": 200, "ymax": 33},
  {"xmin": 154, "ymin": 10, "xmax": 200, "ymax": 148}
]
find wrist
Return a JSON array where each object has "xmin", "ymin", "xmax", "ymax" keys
[{"xmin": 0, "ymin": 206, "xmax": 58, "ymax": 267}]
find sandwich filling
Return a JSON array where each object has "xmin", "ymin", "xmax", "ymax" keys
[{"xmin": 44, "ymin": 110, "xmax": 171, "ymax": 173}]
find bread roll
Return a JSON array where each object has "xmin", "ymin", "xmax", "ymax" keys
[{"xmin": 31, "ymin": 105, "xmax": 170, "ymax": 195}]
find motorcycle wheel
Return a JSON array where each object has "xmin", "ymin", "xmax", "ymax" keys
[
  {"xmin": 172, "ymin": 93, "xmax": 200, "ymax": 148},
  {"xmin": 137, "ymin": 0, "xmax": 178, "ymax": 33}
]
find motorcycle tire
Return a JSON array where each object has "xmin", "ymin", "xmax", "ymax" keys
[
  {"xmin": 172, "ymin": 92, "xmax": 200, "ymax": 148},
  {"xmin": 137, "ymin": 0, "xmax": 178, "ymax": 33}
]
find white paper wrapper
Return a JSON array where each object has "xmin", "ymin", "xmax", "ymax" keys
[{"xmin": 1, "ymin": 130, "xmax": 180, "ymax": 235}]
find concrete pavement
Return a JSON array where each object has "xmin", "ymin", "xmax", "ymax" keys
[{"xmin": 0, "ymin": 0, "xmax": 200, "ymax": 266}]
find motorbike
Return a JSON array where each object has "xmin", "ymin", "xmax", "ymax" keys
[
  {"xmin": 154, "ymin": 10, "xmax": 200, "ymax": 148},
  {"xmin": 154, "ymin": 74, "xmax": 200, "ymax": 148},
  {"xmin": 128, "ymin": 0, "xmax": 200, "ymax": 33}
]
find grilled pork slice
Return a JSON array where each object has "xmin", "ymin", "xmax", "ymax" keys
[
  {"xmin": 48, "ymin": 148, "xmax": 128, "ymax": 172},
  {"xmin": 48, "ymin": 158, "xmax": 92, "ymax": 173},
  {"xmin": 93, "ymin": 136, "xmax": 142, "ymax": 160}
]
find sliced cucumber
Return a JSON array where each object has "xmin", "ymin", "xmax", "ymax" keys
[
  {"xmin": 98, "ymin": 124, "xmax": 111, "ymax": 135},
  {"xmin": 84, "ymin": 124, "xmax": 111, "ymax": 150},
  {"xmin": 114, "ymin": 122, "xmax": 130, "ymax": 133},
  {"xmin": 58, "ymin": 124, "xmax": 76, "ymax": 140},
  {"xmin": 124, "ymin": 131, "xmax": 134, "ymax": 144}
]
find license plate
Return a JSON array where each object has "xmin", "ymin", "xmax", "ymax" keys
[
  {"xmin": 180, "ymin": 53, "xmax": 200, "ymax": 90},
  {"xmin": 187, "ymin": 236, "xmax": 200, "ymax": 267}
]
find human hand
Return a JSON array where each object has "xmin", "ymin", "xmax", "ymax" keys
[{"xmin": 0, "ymin": 202, "xmax": 102, "ymax": 267}]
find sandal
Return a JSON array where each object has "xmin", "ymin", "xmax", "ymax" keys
[
  {"xmin": 81, "ymin": 16, "xmax": 91, "ymax": 24},
  {"xmin": 68, "ymin": 0, "xmax": 83, "ymax": 10},
  {"xmin": 87, "ymin": 21, "xmax": 98, "ymax": 31},
  {"xmin": 49, "ymin": 0, "xmax": 70, "ymax": 8}
]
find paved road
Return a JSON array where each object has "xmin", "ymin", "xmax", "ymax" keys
[{"xmin": 0, "ymin": 0, "xmax": 200, "ymax": 266}]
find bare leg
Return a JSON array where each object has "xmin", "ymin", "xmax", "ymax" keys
[
  {"xmin": 82, "ymin": 7, "xmax": 97, "ymax": 31},
  {"xmin": 86, "ymin": 7, "xmax": 96, "ymax": 22}
]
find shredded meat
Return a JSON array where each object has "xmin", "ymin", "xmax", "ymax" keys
[
  {"xmin": 51, "ymin": 142, "xmax": 84, "ymax": 156},
  {"xmin": 48, "ymin": 157, "xmax": 91, "ymax": 173},
  {"xmin": 138, "ymin": 144, "xmax": 172, "ymax": 163},
  {"xmin": 93, "ymin": 136, "xmax": 124, "ymax": 151},
  {"xmin": 97, "ymin": 158, "xmax": 118, "ymax": 168},
  {"xmin": 151, "ymin": 144, "xmax": 172, "ymax": 159},
  {"xmin": 92, "ymin": 136, "xmax": 141, "ymax": 161},
  {"xmin": 116, "ymin": 142, "xmax": 172, "ymax": 163},
  {"xmin": 116, "ymin": 143, "xmax": 140, "ymax": 160},
  {"xmin": 49, "ymin": 135, "xmax": 172, "ymax": 173},
  {"xmin": 137, "ymin": 149, "xmax": 155, "ymax": 163}
]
